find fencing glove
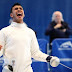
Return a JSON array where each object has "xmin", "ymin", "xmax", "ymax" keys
[{"xmin": 46, "ymin": 56, "xmax": 60, "ymax": 67}]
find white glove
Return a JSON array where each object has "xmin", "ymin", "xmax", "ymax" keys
[
  {"xmin": 50, "ymin": 56, "xmax": 60, "ymax": 67},
  {"xmin": 3, "ymin": 65, "xmax": 13, "ymax": 72}
]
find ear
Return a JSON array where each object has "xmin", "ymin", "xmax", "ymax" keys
[{"xmin": 10, "ymin": 13, "xmax": 13, "ymax": 18}]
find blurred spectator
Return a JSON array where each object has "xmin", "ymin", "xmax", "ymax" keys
[{"xmin": 45, "ymin": 11, "xmax": 72, "ymax": 49}]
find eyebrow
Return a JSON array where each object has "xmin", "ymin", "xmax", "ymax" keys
[{"xmin": 14, "ymin": 7, "xmax": 23, "ymax": 9}]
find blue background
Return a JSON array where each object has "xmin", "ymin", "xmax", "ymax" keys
[
  {"xmin": 0, "ymin": 0, "xmax": 72, "ymax": 40},
  {"xmin": 0, "ymin": 1, "xmax": 72, "ymax": 72}
]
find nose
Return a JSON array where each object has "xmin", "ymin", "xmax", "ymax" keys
[{"xmin": 18, "ymin": 8, "xmax": 21, "ymax": 11}]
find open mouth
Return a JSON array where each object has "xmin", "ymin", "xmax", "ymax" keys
[{"xmin": 17, "ymin": 13, "xmax": 22, "ymax": 17}]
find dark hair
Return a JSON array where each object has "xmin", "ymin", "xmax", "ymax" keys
[{"xmin": 10, "ymin": 3, "xmax": 22, "ymax": 13}]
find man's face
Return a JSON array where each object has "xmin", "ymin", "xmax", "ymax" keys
[{"xmin": 10, "ymin": 5, "xmax": 25, "ymax": 23}]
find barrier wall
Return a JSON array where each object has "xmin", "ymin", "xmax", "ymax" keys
[
  {"xmin": 1, "ymin": 38, "xmax": 72, "ymax": 72},
  {"xmin": 51, "ymin": 38, "xmax": 72, "ymax": 72}
]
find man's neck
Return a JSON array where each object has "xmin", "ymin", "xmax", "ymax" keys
[{"xmin": 13, "ymin": 20, "xmax": 24, "ymax": 24}]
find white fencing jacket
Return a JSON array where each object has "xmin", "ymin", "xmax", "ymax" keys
[{"xmin": 0, "ymin": 22, "xmax": 48, "ymax": 72}]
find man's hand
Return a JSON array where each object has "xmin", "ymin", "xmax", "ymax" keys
[
  {"xmin": 46, "ymin": 56, "xmax": 60, "ymax": 67},
  {"xmin": 54, "ymin": 24, "xmax": 62, "ymax": 29},
  {"xmin": 0, "ymin": 45, "xmax": 2, "ymax": 51},
  {"xmin": 50, "ymin": 56, "xmax": 60, "ymax": 67}
]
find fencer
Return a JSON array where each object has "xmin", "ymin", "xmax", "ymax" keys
[{"xmin": 0, "ymin": 3, "xmax": 60, "ymax": 72}]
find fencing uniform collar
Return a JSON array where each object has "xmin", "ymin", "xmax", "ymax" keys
[{"xmin": 10, "ymin": 22, "xmax": 27, "ymax": 28}]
